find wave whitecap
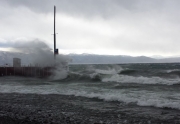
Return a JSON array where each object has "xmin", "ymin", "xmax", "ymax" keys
[{"xmin": 102, "ymin": 74, "xmax": 180, "ymax": 85}]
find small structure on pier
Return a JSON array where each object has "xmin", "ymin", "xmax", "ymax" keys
[{"xmin": 13, "ymin": 58, "xmax": 21, "ymax": 67}]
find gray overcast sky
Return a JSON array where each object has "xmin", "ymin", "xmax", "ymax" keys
[{"xmin": 0, "ymin": 0, "xmax": 180, "ymax": 56}]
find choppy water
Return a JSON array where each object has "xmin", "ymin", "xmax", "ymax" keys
[{"xmin": 0, "ymin": 63, "xmax": 180, "ymax": 111}]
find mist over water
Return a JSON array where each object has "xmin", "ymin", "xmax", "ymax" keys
[
  {"xmin": 1, "ymin": 39, "xmax": 71, "ymax": 79},
  {"xmin": 12, "ymin": 40, "xmax": 69, "ymax": 65}
]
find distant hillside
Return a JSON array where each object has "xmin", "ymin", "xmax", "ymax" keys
[
  {"xmin": 69, "ymin": 54, "xmax": 180, "ymax": 64},
  {"xmin": 1, "ymin": 51, "xmax": 180, "ymax": 65},
  {"xmin": 68, "ymin": 54, "xmax": 157, "ymax": 64}
]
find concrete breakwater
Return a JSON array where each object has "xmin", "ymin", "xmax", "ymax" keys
[{"xmin": 0, "ymin": 67, "xmax": 53, "ymax": 77}]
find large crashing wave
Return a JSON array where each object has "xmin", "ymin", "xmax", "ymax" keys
[
  {"xmin": 56, "ymin": 64, "xmax": 122, "ymax": 82},
  {"xmin": 58, "ymin": 64, "xmax": 180, "ymax": 85}
]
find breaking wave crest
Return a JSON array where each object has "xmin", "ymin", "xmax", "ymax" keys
[
  {"xmin": 1, "ymin": 82, "xmax": 180, "ymax": 110},
  {"xmin": 102, "ymin": 74, "xmax": 180, "ymax": 85},
  {"xmin": 63, "ymin": 89, "xmax": 180, "ymax": 110},
  {"xmin": 57, "ymin": 65, "xmax": 122, "ymax": 82},
  {"xmin": 58, "ymin": 72, "xmax": 102, "ymax": 82},
  {"xmin": 60, "ymin": 67, "xmax": 180, "ymax": 85}
]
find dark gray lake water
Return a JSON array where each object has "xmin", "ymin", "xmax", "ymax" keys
[{"xmin": 0, "ymin": 63, "xmax": 180, "ymax": 121}]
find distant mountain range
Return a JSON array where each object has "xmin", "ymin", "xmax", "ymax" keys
[
  {"xmin": 68, "ymin": 54, "xmax": 180, "ymax": 64},
  {"xmin": 1, "ymin": 51, "xmax": 180, "ymax": 66}
]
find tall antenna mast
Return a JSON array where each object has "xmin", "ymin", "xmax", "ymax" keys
[{"xmin": 54, "ymin": 5, "xmax": 56, "ymax": 59}]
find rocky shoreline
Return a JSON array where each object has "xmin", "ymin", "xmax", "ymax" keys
[{"xmin": 0, "ymin": 93, "xmax": 180, "ymax": 124}]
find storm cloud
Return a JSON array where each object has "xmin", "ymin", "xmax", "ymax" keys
[{"xmin": 0, "ymin": 0, "xmax": 180, "ymax": 57}]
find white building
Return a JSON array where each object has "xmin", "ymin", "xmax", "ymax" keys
[{"xmin": 13, "ymin": 58, "xmax": 21, "ymax": 67}]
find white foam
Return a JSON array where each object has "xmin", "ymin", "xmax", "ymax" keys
[
  {"xmin": 1, "ymin": 79, "xmax": 180, "ymax": 110},
  {"xmin": 102, "ymin": 74, "xmax": 180, "ymax": 85},
  {"xmin": 58, "ymin": 88, "xmax": 180, "ymax": 110},
  {"xmin": 85, "ymin": 65, "xmax": 123, "ymax": 75},
  {"xmin": 166, "ymin": 69, "xmax": 180, "ymax": 73},
  {"xmin": 86, "ymin": 65, "xmax": 123, "ymax": 79},
  {"xmin": 50, "ymin": 67, "xmax": 68, "ymax": 80},
  {"xmin": 95, "ymin": 69, "xmax": 118, "ymax": 75}
]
